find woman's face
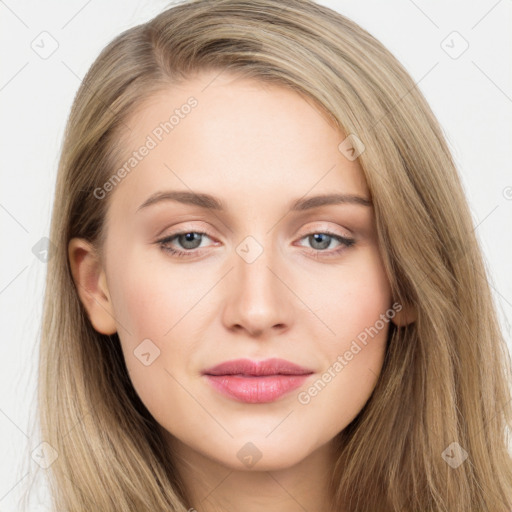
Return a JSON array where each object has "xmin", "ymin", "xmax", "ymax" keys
[{"xmin": 71, "ymin": 71, "xmax": 398, "ymax": 471}]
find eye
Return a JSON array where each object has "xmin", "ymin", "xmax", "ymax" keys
[
  {"xmin": 157, "ymin": 231, "xmax": 215, "ymax": 258},
  {"xmin": 156, "ymin": 229, "xmax": 356, "ymax": 259},
  {"xmin": 295, "ymin": 232, "xmax": 355, "ymax": 257}
]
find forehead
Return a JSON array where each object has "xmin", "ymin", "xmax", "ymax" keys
[{"xmin": 108, "ymin": 71, "xmax": 369, "ymax": 217}]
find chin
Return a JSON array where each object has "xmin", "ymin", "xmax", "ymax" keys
[{"xmin": 215, "ymin": 436, "xmax": 317, "ymax": 472}]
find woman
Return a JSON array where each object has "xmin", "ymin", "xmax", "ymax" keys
[{"xmin": 30, "ymin": 0, "xmax": 512, "ymax": 510}]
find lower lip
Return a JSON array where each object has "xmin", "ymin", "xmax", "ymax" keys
[{"xmin": 204, "ymin": 374, "xmax": 311, "ymax": 403}]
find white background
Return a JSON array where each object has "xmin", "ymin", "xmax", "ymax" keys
[{"xmin": 1, "ymin": 0, "xmax": 511, "ymax": 509}]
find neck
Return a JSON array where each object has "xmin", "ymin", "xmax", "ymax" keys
[{"xmin": 164, "ymin": 433, "xmax": 338, "ymax": 512}]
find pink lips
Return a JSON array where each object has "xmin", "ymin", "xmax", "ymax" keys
[{"xmin": 202, "ymin": 358, "xmax": 314, "ymax": 404}]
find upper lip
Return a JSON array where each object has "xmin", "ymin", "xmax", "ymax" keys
[{"xmin": 202, "ymin": 358, "xmax": 314, "ymax": 376}]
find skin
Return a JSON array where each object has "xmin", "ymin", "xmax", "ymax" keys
[{"xmin": 69, "ymin": 71, "xmax": 415, "ymax": 512}]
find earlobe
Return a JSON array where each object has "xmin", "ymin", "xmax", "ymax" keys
[
  {"xmin": 391, "ymin": 301, "xmax": 417, "ymax": 327},
  {"xmin": 68, "ymin": 238, "xmax": 118, "ymax": 335}
]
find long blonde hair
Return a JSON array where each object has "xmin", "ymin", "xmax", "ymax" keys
[{"xmin": 23, "ymin": 0, "xmax": 512, "ymax": 510}]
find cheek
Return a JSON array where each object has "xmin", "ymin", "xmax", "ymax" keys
[
  {"xmin": 107, "ymin": 243, "xmax": 204, "ymax": 340},
  {"xmin": 109, "ymin": 267, "xmax": 170, "ymax": 341},
  {"xmin": 106, "ymin": 250, "xmax": 207, "ymax": 416},
  {"xmin": 318, "ymin": 247, "xmax": 392, "ymax": 342},
  {"xmin": 300, "ymin": 319, "xmax": 390, "ymax": 442},
  {"xmin": 299, "ymin": 249, "xmax": 391, "ymax": 432}
]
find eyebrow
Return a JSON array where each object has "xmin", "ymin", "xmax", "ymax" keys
[{"xmin": 136, "ymin": 190, "xmax": 372, "ymax": 213}]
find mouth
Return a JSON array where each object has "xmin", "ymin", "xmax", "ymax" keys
[{"xmin": 202, "ymin": 358, "xmax": 314, "ymax": 404}]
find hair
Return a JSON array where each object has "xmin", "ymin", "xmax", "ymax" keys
[{"xmin": 21, "ymin": 0, "xmax": 512, "ymax": 510}]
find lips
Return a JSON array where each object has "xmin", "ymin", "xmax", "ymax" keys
[{"xmin": 202, "ymin": 358, "xmax": 314, "ymax": 403}]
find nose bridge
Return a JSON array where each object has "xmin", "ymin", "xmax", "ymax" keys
[
  {"xmin": 222, "ymin": 231, "xmax": 291, "ymax": 335},
  {"xmin": 235, "ymin": 232, "xmax": 280, "ymax": 300}
]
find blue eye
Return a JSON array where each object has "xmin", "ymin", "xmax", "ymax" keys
[
  {"xmin": 298, "ymin": 232, "xmax": 355, "ymax": 252},
  {"xmin": 157, "ymin": 231, "xmax": 214, "ymax": 258},
  {"xmin": 157, "ymin": 230, "xmax": 355, "ymax": 259}
]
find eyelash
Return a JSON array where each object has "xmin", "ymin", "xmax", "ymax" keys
[{"xmin": 156, "ymin": 229, "xmax": 355, "ymax": 259}]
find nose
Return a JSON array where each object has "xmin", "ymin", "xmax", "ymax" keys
[{"xmin": 220, "ymin": 239, "xmax": 294, "ymax": 338}]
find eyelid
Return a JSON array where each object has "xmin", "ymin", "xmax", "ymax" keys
[
  {"xmin": 154, "ymin": 220, "xmax": 214, "ymax": 238},
  {"xmin": 157, "ymin": 221, "xmax": 353, "ymax": 243},
  {"xmin": 295, "ymin": 221, "xmax": 353, "ymax": 239}
]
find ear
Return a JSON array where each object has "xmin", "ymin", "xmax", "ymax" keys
[
  {"xmin": 390, "ymin": 300, "xmax": 417, "ymax": 327},
  {"xmin": 68, "ymin": 238, "xmax": 117, "ymax": 335}
]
